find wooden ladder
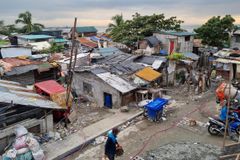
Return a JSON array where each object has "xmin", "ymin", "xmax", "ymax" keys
[{"xmin": 220, "ymin": 142, "xmax": 240, "ymax": 160}]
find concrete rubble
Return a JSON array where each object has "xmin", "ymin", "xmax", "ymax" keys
[{"xmin": 144, "ymin": 142, "xmax": 222, "ymax": 160}]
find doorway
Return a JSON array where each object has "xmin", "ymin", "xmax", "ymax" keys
[{"xmin": 104, "ymin": 92, "xmax": 112, "ymax": 108}]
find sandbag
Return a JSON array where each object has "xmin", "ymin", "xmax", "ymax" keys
[
  {"xmin": 32, "ymin": 149, "xmax": 45, "ymax": 160},
  {"xmin": 224, "ymin": 84, "xmax": 237, "ymax": 99},
  {"xmin": 25, "ymin": 136, "xmax": 41, "ymax": 153},
  {"xmin": 13, "ymin": 135, "xmax": 28, "ymax": 150},
  {"xmin": 4, "ymin": 149, "xmax": 17, "ymax": 159},
  {"xmin": 16, "ymin": 151, "xmax": 33, "ymax": 160},
  {"xmin": 15, "ymin": 125, "xmax": 28, "ymax": 138},
  {"xmin": 16, "ymin": 148, "xmax": 29, "ymax": 155}
]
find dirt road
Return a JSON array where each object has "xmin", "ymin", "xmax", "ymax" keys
[{"xmin": 66, "ymin": 86, "xmax": 232, "ymax": 160}]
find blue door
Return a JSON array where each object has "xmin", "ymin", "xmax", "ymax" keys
[{"xmin": 104, "ymin": 92, "xmax": 112, "ymax": 108}]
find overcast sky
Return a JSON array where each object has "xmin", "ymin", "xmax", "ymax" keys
[{"xmin": 0, "ymin": 0, "xmax": 240, "ymax": 27}]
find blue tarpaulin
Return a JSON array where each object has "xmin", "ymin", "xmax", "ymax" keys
[{"xmin": 90, "ymin": 36, "xmax": 101, "ymax": 42}]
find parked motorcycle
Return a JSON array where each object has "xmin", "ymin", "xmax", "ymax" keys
[{"xmin": 207, "ymin": 112, "xmax": 240, "ymax": 140}]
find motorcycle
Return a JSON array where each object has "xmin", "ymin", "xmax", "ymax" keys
[{"xmin": 207, "ymin": 112, "xmax": 240, "ymax": 140}]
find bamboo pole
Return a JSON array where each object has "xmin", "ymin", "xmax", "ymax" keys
[{"xmin": 223, "ymin": 63, "xmax": 232, "ymax": 147}]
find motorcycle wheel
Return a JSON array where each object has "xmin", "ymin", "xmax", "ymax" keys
[
  {"xmin": 236, "ymin": 126, "xmax": 240, "ymax": 135},
  {"xmin": 208, "ymin": 124, "xmax": 219, "ymax": 135}
]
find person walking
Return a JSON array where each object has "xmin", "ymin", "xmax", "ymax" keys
[{"xmin": 104, "ymin": 128, "xmax": 120, "ymax": 160}]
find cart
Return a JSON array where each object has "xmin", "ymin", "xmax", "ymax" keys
[{"xmin": 144, "ymin": 98, "xmax": 168, "ymax": 121}]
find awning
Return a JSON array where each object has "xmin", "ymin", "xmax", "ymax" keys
[
  {"xmin": 183, "ymin": 52, "xmax": 199, "ymax": 61},
  {"xmin": 215, "ymin": 58, "xmax": 240, "ymax": 65},
  {"xmin": 135, "ymin": 67, "xmax": 161, "ymax": 82},
  {"xmin": 34, "ymin": 80, "xmax": 65, "ymax": 95}
]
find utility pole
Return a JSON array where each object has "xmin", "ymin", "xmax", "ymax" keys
[
  {"xmin": 66, "ymin": 17, "xmax": 77, "ymax": 116},
  {"xmin": 223, "ymin": 62, "xmax": 232, "ymax": 147}
]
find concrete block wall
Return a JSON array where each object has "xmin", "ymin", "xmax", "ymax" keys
[{"xmin": 73, "ymin": 72, "xmax": 122, "ymax": 108}]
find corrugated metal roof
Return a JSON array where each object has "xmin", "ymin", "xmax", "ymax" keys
[
  {"xmin": 78, "ymin": 38, "xmax": 98, "ymax": 48},
  {"xmin": 215, "ymin": 58, "xmax": 240, "ymax": 65},
  {"xmin": 158, "ymin": 31, "xmax": 196, "ymax": 36},
  {"xmin": 0, "ymin": 79, "xmax": 63, "ymax": 109},
  {"xmin": 18, "ymin": 35, "xmax": 53, "ymax": 40},
  {"xmin": 98, "ymin": 47, "xmax": 120, "ymax": 57},
  {"xmin": 76, "ymin": 26, "xmax": 97, "ymax": 33},
  {"xmin": 95, "ymin": 72, "xmax": 136, "ymax": 93},
  {"xmin": 135, "ymin": 67, "xmax": 161, "ymax": 82},
  {"xmin": 152, "ymin": 59, "xmax": 164, "ymax": 69},
  {"xmin": 5, "ymin": 64, "xmax": 38, "ymax": 76},
  {"xmin": 54, "ymin": 38, "xmax": 69, "ymax": 43},
  {"xmin": 144, "ymin": 36, "xmax": 160, "ymax": 47},
  {"xmin": 183, "ymin": 52, "xmax": 199, "ymax": 60}
]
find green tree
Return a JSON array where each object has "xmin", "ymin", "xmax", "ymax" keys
[
  {"xmin": 40, "ymin": 43, "xmax": 64, "ymax": 54},
  {"xmin": 194, "ymin": 15, "xmax": 236, "ymax": 47},
  {"xmin": 15, "ymin": 11, "xmax": 44, "ymax": 33},
  {"xmin": 107, "ymin": 13, "xmax": 183, "ymax": 46},
  {"xmin": 106, "ymin": 14, "xmax": 124, "ymax": 33},
  {"xmin": 0, "ymin": 21, "xmax": 20, "ymax": 36}
]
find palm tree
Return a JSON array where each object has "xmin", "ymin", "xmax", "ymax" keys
[
  {"xmin": 106, "ymin": 14, "xmax": 124, "ymax": 33},
  {"xmin": 15, "ymin": 11, "xmax": 44, "ymax": 33}
]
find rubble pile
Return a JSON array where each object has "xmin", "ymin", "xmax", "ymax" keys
[{"xmin": 144, "ymin": 142, "xmax": 221, "ymax": 160}]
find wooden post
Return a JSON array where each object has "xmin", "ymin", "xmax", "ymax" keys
[
  {"xmin": 223, "ymin": 63, "xmax": 232, "ymax": 147},
  {"xmin": 66, "ymin": 18, "xmax": 77, "ymax": 110}
]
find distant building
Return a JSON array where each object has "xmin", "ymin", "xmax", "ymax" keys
[
  {"xmin": 153, "ymin": 31, "xmax": 196, "ymax": 54},
  {"xmin": 0, "ymin": 79, "xmax": 62, "ymax": 154},
  {"xmin": 0, "ymin": 46, "xmax": 32, "ymax": 58},
  {"xmin": 231, "ymin": 28, "xmax": 240, "ymax": 49},
  {"xmin": 74, "ymin": 26, "xmax": 98, "ymax": 37},
  {"xmin": 17, "ymin": 34, "xmax": 53, "ymax": 45}
]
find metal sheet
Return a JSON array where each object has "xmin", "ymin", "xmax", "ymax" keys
[
  {"xmin": 1, "ymin": 47, "xmax": 32, "ymax": 58},
  {"xmin": 0, "ymin": 79, "xmax": 63, "ymax": 109},
  {"xmin": 96, "ymin": 72, "xmax": 136, "ymax": 93}
]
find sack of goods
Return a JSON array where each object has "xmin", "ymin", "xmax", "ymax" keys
[{"xmin": 2, "ymin": 125, "xmax": 45, "ymax": 160}]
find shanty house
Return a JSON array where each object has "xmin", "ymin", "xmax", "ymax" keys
[
  {"xmin": 73, "ymin": 68, "xmax": 137, "ymax": 108},
  {"xmin": 231, "ymin": 28, "xmax": 240, "ymax": 49},
  {"xmin": 153, "ymin": 31, "xmax": 196, "ymax": 54},
  {"xmin": 0, "ymin": 57, "xmax": 59, "ymax": 85},
  {"xmin": 139, "ymin": 36, "xmax": 161, "ymax": 54},
  {"xmin": 75, "ymin": 26, "xmax": 98, "ymax": 37},
  {"xmin": 0, "ymin": 79, "xmax": 63, "ymax": 153}
]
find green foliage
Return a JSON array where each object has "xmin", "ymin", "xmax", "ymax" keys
[
  {"xmin": 194, "ymin": 15, "xmax": 236, "ymax": 48},
  {"xmin": 0, "ymin": 40, "xmax": 9, "ymax": 45},
  {"xmin": 167, "ymin": 52, "xmax": 184, "ymax": 60},
  {"xmin": 0, "ymin": 21, "xmax": 19, "ymax": 35},
  {"xmin": 15, "ymin": 11, "xmax": 44, "ymax": 33},
  {"xmin": 40, "ymin": 43, "xmax": 64, "ymax": 54},
  {"xmin": 106, "ymin": 13, "xmax": 184, "ymax": 46}
]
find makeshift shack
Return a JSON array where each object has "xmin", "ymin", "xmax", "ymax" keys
[
  {"xmin": 72, "ymin": 26, "xmax": 98, "ymax": 37},
  {"xmin": 138, "ymin": 36, "xmax": 161, "ymax": 54},
  {"xmin": 73, "ymin": 68, "xmax": 137, "ymax": 108},
  {"xmin": 153, "ymin": 31, "xmax": 196, "ymax": 54},
  {"xmin": 0, "ymin": 79, "xmax": 63, "ymax": 154},
  {"xmin": 34, "ymin": 80, "xmax": 71, "ymax": 108}
]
